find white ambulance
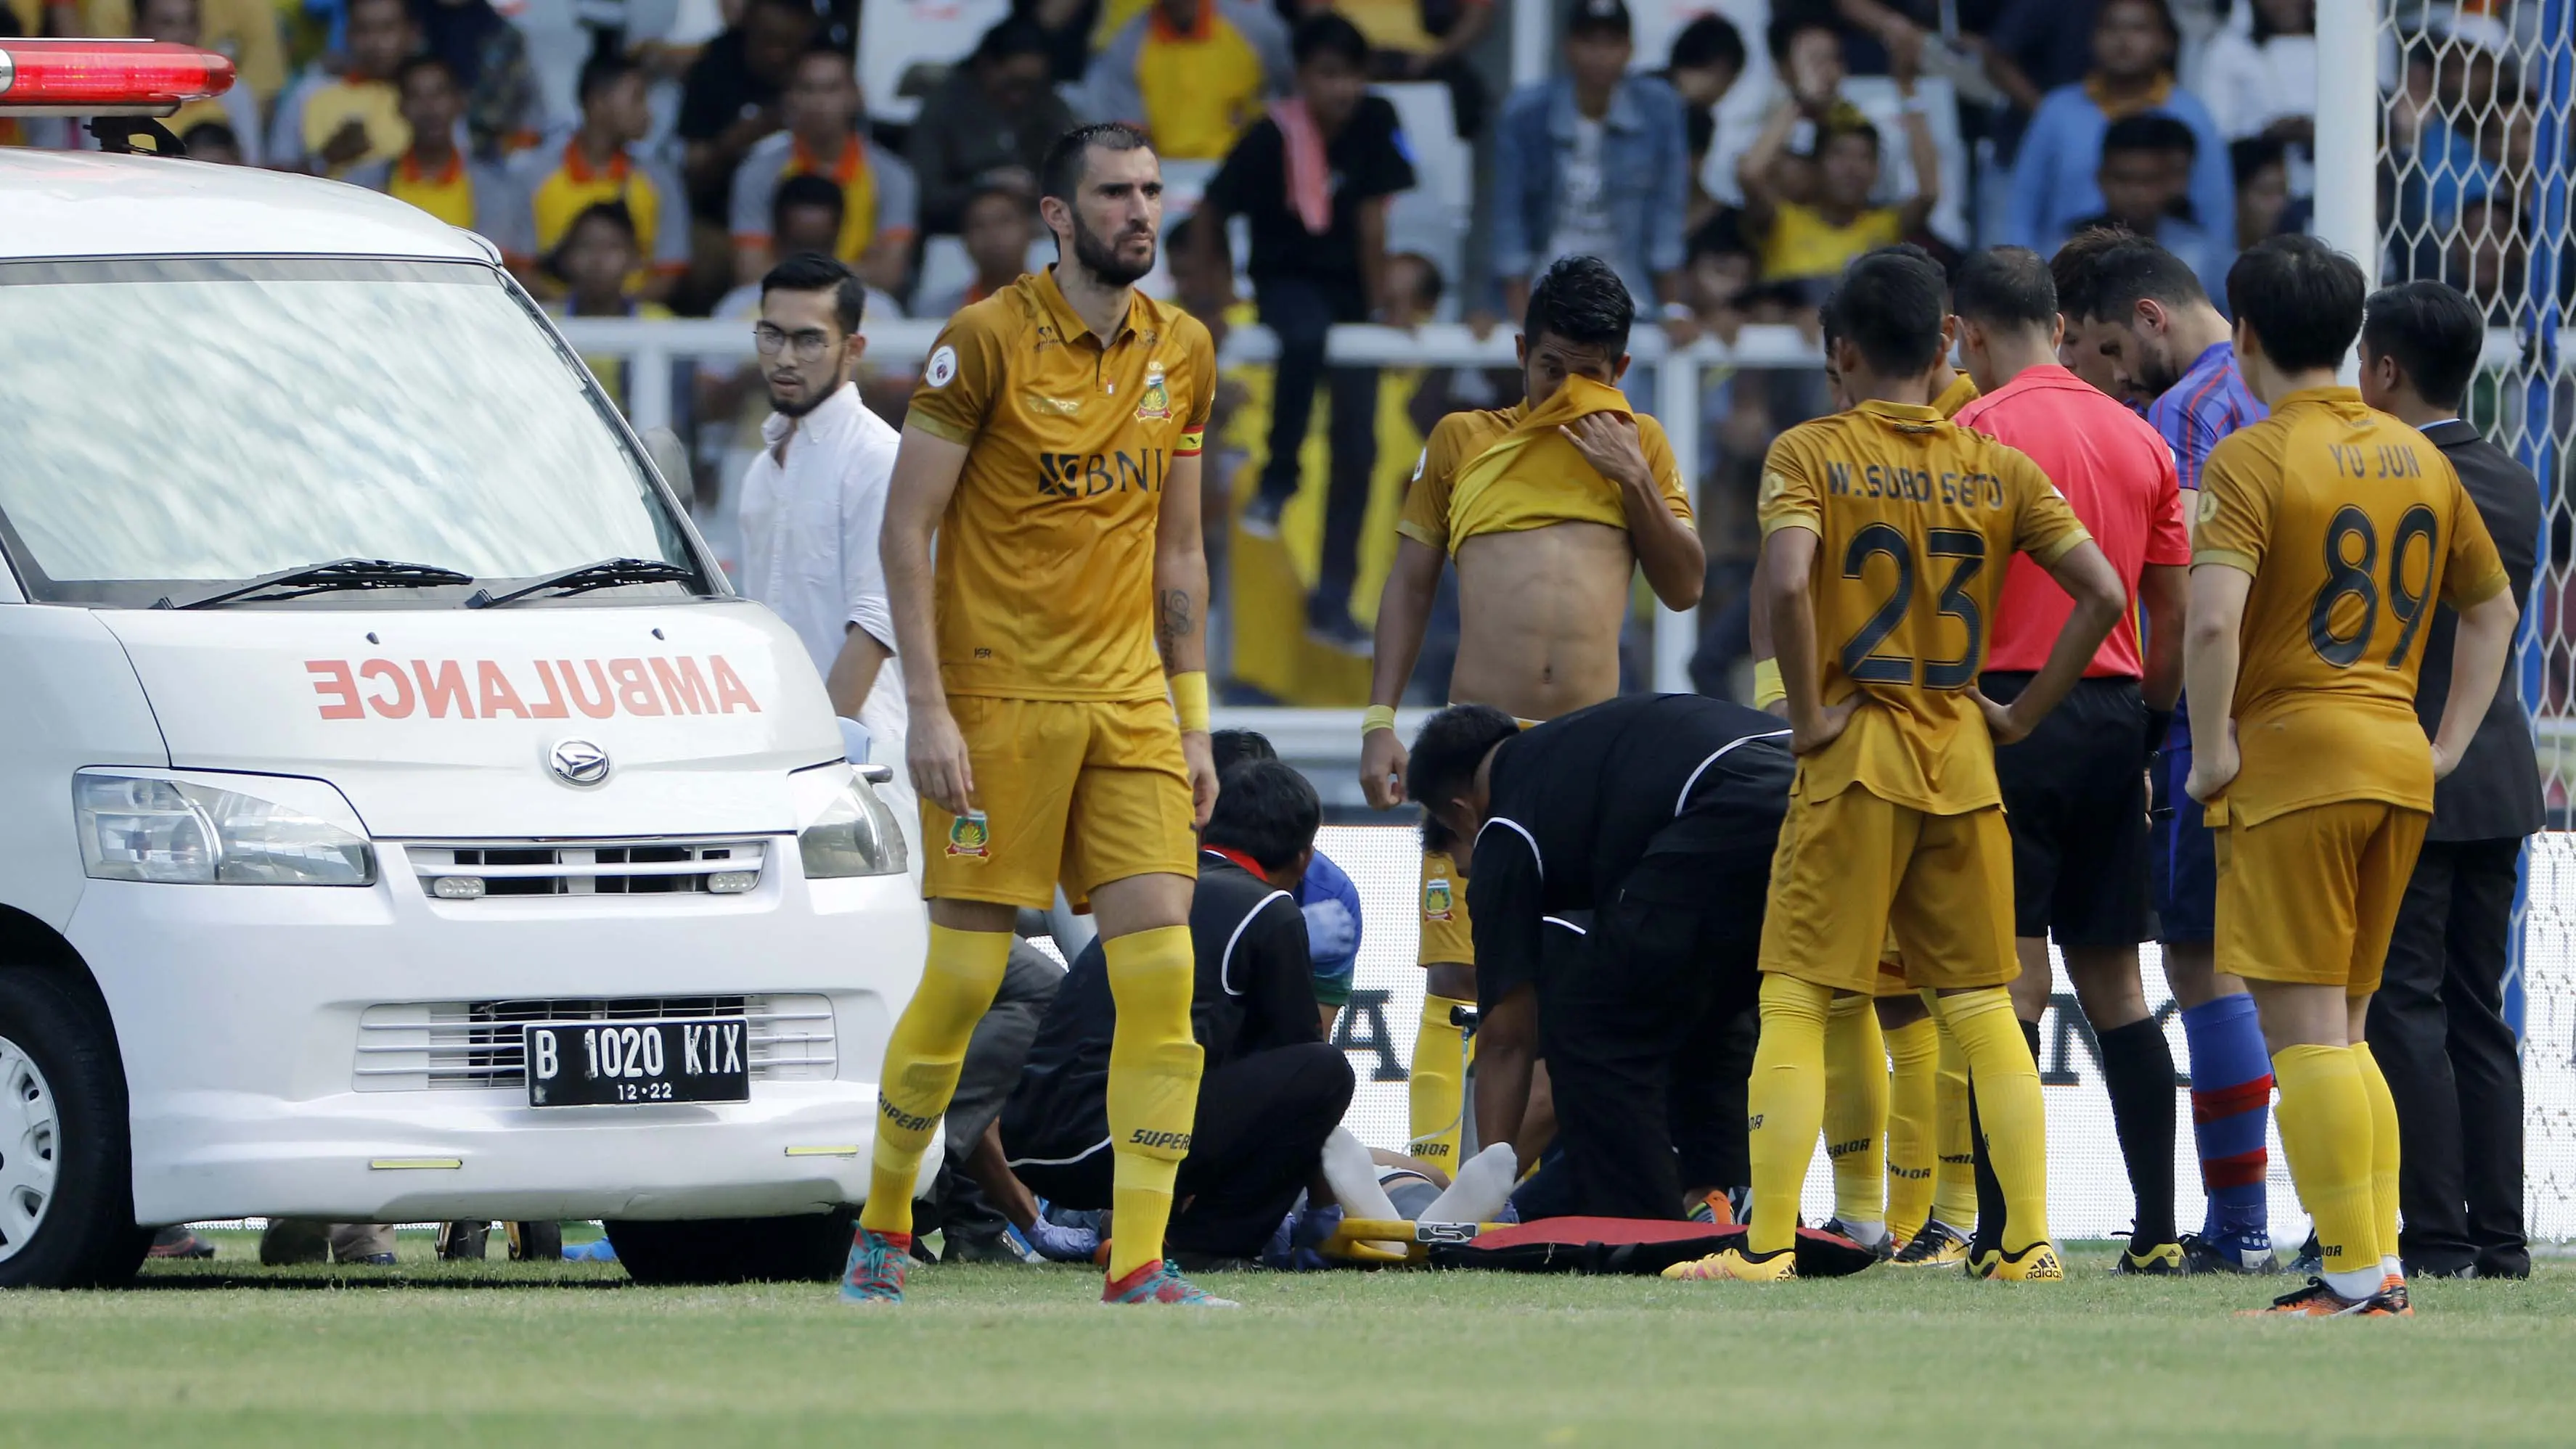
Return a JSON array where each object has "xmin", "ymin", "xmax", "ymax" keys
[{"xmin": 0, "ymin": 41, "xmax": 923, "ymax": 1287}]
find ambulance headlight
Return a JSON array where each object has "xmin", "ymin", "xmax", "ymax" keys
[
  {"xmin": 798, "ymin": 777, "xmax": 907, "ymax": 879},
  {"xmin": 75, "ymin": 771, "xmax": 376, "ymax": 886}
]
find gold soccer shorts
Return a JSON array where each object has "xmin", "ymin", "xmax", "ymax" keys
[
  {"xmin": 920, "ymin": 696, "xmax": 1198, "ymax": 911},
  {"xmin": 2213, "ymin": 798, "xmax": 2429, "ymax": 996},
  {"xmin": 1418, "ymin": 849, "xmax": 1475, "ymax": 967},
  {"xmin": 1760, "ymin": 781, "xmax": 2016, "ymax": 996}
]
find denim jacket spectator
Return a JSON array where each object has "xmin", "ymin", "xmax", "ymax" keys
[{"xmin": 1485, "ymin": 74, "xmax": 1689, "ymax": 310}]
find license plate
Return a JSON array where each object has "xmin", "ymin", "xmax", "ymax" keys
[{"xmin": 524, "ymin": 1019, "xmax": 750, "ymax": 1107}]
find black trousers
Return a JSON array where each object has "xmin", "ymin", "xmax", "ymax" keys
[
  {"xmin": 1537, "ymin": 843, "xmax": 1767, "ymax": 1220},
  {"xmin": 2366, "ymin": 837, "xmax": 2529, "ymax": 1277},
  {"xmin": 1255, "ymin": 276, "xmax": 1378, "ymax": 609},
  {"xmin": 1013, "ymin": 1042, "xmax": 1354, "ymax": 1260}
]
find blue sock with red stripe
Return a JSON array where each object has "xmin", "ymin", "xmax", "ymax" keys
[{"xmin": 2182, "ymin": 993, "xmax": 2273, "ymax": 1238}]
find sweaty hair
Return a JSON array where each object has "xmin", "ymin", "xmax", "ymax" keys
[
  {"xmin": 1293, "ymin": 11, "xmax": 1370, "ymax": 67},
  {"xmin": 2361, "ymin": 279, "xmax": 2487, "ymax": 411},
  {"xmin": 1953, "ymin": 247, "xmax": 2058, "ymax": 332},
  {"xmin": 2228, "ymin": 234, "xmax": 2366, "ymax": 374},
  {"xmin": 2050, "ymin": 226, "xmax": 2133, "ymax": 323},
  {"xmin": 1523, "ymin": 254, "xmax": 1634, "ymax": 357},
  {"xmin": 1209, "ymin": 728, "xmax": 1279, "ymax": 776},
  {"xmin": 2075, "ymin": 235, "xmax": 2207, "ymax": 323},
  {"xmin": 761, "ymin": 250, "xmax": 867, "ymax": 337},
  {"xmin": 1040, "ymin": 121, "xmax": 1153, "ymax": 205},
  {"xmin": 772, "ymin": 171, "xmax": 847, "ymax": 238},
  {"xmin": 2100, "ymin": 112, "xmax": 2196, "ymax": 161},
  {"xmin": 1203, "ymin": 760, "xmax": 1322, "ymax": 871},
  {"xmin": 1405, "ymin": 705, "xmax": 1521, "ymax": 826},
  {"xmin": 1670, "ymin": 12, "xmax": 1746, "ymax": 73},
  {"xmin": 578, "ymin": 49, "xmax": 639, "ymax": 107},
  {"xmin": 1822, "ymin": 249, "xmax": 1947, "ymax": 376}
]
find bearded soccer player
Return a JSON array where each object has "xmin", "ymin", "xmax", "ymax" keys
[
  {"xmin": 1671, "ymin": 248, "xmax": 2125, "ymax": 1284},
  {"xmin": 2183, "ymin": 236, "xmax": 2516, "ymax": 1316},
  {"xmin": 849, "ymin": 121, "xmax": 1230, "ymax": 1308},
  {"xmin": 1359, "ymin": 255, "xmax": 1705, "ymax": 1174},
  {"xmin": 2082, "ymin": 236, "xmax": 2281, "ymax": 1273}
]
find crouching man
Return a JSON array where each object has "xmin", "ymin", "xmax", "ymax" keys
[
  {"xmin": 999, "ymin": 760, "xmax": 1356, "ymax": 1266},
  {"xmin": 1405, "ymin": 695, "xmax": 1793, "ymax": 1220}
]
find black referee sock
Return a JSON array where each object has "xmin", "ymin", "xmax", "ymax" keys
[
  {"xmin": 1968, "ymin": 1018, "xmax": 2045, "ymax": 1257},
  {"xmin": 2097, "ymin": 1017, "xmax": 2180, "ymax": 1252}
]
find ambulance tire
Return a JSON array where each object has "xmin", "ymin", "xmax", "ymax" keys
[
  {"xmin": 602, "ymin": 1208, "xmax": 856, "ymax": 1285},
  {"xmin": 0, "ymin": 969, "xmax": 148, "ymax": 1289},
  {"xmin": 508, "ymin": 1220, "xmax": 563, "ymax": 1262}
]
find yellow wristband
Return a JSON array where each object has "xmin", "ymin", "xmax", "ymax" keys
[
  {"xmin": 1751, "ymin": 657, "xmax": 1786, "ymax": 711},
  {"xmin": 1361, "ymin": 705, "xmax": 1399, "ymax": 737},
  {"xmin": 1171, "ymin": 671, "xmax": 1211, "ymax": 733}
]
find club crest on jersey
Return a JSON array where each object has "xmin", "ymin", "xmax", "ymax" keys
[
  {"xmin": 946, "ymin": 811, "xmax": 991, "ymax": 860},
  {"xmin": 1134, "ymin": 363, "xmax": 1171, "ymax": 422},
  {"xmin": 1423, "ymin": 877, "xmax": 1455, "ymax": 921},
  {"xmin": 2198, "ymin": 488, "xmax": 2222, "ymax": 525}
]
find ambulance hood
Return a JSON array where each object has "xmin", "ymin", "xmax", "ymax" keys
[{"xmin": 96, "ymin": 602, "xmax": 843, "ymax": 840}]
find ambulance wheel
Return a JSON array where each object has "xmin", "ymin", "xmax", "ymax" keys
[
  {"xmin": 508, "ymin": 1220, "xmax": 563, "ymax": 1262},
  {"xmin": 0, "ymin": 971, "xmax": 145, "ymax": 1289},
  {"xmin": 602, "ymin": 1209, "xmax": 856, "ymax": 1285}
]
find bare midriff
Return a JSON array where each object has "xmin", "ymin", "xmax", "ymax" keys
[{"xmin": 1447, "ymin": 520, "xmax": 1635, "ymax": 721}]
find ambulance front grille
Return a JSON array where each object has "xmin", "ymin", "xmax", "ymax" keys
[
  {"xmin": 403, "ymin": 837, "xmax": 769, "ymax": 898},
  {"xmin": 353, "ymin": 994, "xmax": 835, "ymax": 1091}
]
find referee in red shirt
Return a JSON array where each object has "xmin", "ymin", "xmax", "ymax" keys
[{"xmin": 1950, "ymin": 246, "xmax": 2193, "ymax": 1273}]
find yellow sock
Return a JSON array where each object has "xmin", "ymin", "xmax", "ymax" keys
[
  {"xmin": 1749, "ymin": 973, "xmax": 1833, "ymax": 1255},
  {"xmin": 1881, "ymin": 1014, "xmax": 1939, "ymax": 1241},
  {"xmin": 2350, "ymin": 1040, "xmax": 2403, "ymax": 1274},
  {"xmin": 1103, "ymin": 925, "xmax": 1204, "ymax": 1281},
  {"xmin": 1935, "ymin": 988, "xmax": 2050, "ymax": 1253},
  {"xmin": 2271, "ymin": 1043, "xmax": 2379, "ymax": 1280},
  {"xmin": 1929, "ymin": 1017, "xmax": 1977, "ymax": 1231},
  {"xmin": 1407, "ymin": 994, "xmax": 1472, "ymax": 1175},
  {"xmin": 859, "ymin": 924, "xmax": 1013, "ymax": 1236},
  {"xmin": 1823, "ymin": 993, "xmax": 1887, "ymax": 1229}
]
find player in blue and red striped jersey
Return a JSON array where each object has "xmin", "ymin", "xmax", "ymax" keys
[{"xmin": 2075, "ymin": 235, "xmax": 2279, "ymax": 1275}]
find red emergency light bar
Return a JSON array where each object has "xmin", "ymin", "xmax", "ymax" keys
[{"xmin": 0, "ymin": 38, "xmax": 235, "ymax": 117}]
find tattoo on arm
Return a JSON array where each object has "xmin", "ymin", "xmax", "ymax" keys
[{"xmin": 1158, "ymin": 587, "xmax": 1194, "ymax": 662}]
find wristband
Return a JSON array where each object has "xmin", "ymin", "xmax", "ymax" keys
[
  {"xmin": 1361, "ymin": 704, "xmax": 1399, "ymax": 737},
  {"xmin": 1751, "ymin": 658, "xmax": 1786, "ymax": 711},
  {"xmin": 1171, "ymin": 671, "xmax": 1211, "ymax": 732}
]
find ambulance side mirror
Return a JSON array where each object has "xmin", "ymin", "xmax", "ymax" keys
[{"xmin": 642, "ymin": 426, "xmax": 695, "ymax": 513}]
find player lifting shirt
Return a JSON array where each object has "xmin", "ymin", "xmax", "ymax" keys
[
  {"xmin": 1359, "ymin": 255, "xmax": 1705, "ymax": 1173},
  {"xmin": 1668, "ymin": 249, "xmax": 2127, "ymax": 1284},
  {"xmin": 2180, "ymin": 237, "xmax": 2516, "ymax": 1317},
  {"xmin": 848, "ymin": 122, "xmax": 1232, "ymax": 1308}
]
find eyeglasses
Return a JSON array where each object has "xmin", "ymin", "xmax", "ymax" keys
[{"xmin": 753, "ymin": 324, "xmax": 835, "ymax": 361}]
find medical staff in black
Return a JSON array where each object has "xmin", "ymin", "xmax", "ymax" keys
[
  {"xmin": 1406, "ymin": 694, "xmax": 1794, "ymax": 1220},
  {"xmin": 999, "ymin": 760, "xmax": 1356, "ymax": 1263}
]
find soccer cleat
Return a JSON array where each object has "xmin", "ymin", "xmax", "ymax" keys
[
  {"xmin": 2180, "ymin": 1230, "xmax": 2279, "ymax": 1275},
  {"xmin": 1987, "ymin": 1241, "xmax": 2064, "ymax": 1282},
  {"xmin": 2379, "ymin": 1275, "xmax": 2413, "ymax": 1317},
  {"xmin": 1890, "ymin": 1219, "xmax": 1970, "ymax": 1268},
  {"xmin": 1686, "ymin": 1189, "xmax": 1738, "ymax": 1227},
  {"xmin": 2114, "ymin": 1241, "xmax": 2188, "ymax": 1276},
  {"xmin": 2290, "ymin": 1231, "xmax": 2323, "ymax": 1276},
  {"xmin": 2238, "ymin": 1277, "xmax": 2403, "ymax": 1318},
  {"xmin": 1103, "ymin": 1260, "xmax": 1238, "ymax": 1308},
  {"xmin": 839, "ymin": 1228, "xmax": 909, "ymax": 1305},
  {"xmin": 1820, "ymin": 1218, "xmax": 1894, "ymax": 1261},
  {"xmin": 1661, "ymin": 1245, "xmax": 1797, "ymax": 1282}
]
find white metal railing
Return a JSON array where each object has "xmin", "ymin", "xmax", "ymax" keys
[{"xmin": 555, "ymin": 315, "xmax": 1829, "ymax": 704}]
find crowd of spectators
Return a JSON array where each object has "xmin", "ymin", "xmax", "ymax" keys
[{"xmin": 0, "ymin": 0, "xmax": 2554, "ymax": 701}]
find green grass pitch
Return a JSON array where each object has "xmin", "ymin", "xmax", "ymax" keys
[{"xmin": 3, "ymin": 1231, "xmax": 2572, "ymax": 1445}]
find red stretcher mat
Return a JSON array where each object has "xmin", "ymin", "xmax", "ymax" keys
[{"xmin": 1424, "ymin": 1218, "xmax": 1881, "ymax": 1277}]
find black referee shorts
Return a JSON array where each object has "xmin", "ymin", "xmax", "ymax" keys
[{"xmin": 1981, "ymin": 671, "xmax": 2150, "ymax": 948}]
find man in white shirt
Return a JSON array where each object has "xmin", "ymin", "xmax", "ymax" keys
[{"xmin": 732, "ymin": 253, "xmax": 916, "ymax": 860}]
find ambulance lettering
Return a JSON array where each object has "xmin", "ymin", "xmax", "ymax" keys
[{"xmin": 305, "ymin": 657, "xmax": 764, "ymax": 720}]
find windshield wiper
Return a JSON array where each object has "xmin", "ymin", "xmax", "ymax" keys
[
  {"xmin": 156, "ymin": 559, "xmax": 475, "ymax": 610},
  {"xmin": 465, "ymin": 557, "xmax": 699, "ymax": 609}
]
